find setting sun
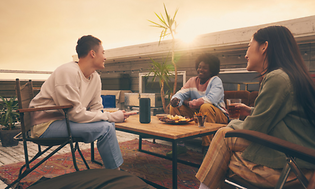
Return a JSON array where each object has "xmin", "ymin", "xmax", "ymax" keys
[
  {"xmin": 0, "ymin": 0, "xmax": 314, "ymax": 77},
  {"xmin": 176, "ymin": 17, "xmax": 206, "ymax": 44}
]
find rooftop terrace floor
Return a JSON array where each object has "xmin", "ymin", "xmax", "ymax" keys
[{"xmin": 0, "ymin": 130, "xmax": 203, "ymax": 188}]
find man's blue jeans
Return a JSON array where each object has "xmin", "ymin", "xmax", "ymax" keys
[{"xmin": 40, "ymin": 120, "xmax": 123, "ymax": 169}]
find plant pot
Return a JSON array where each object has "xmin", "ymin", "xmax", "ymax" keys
[{"xmin": 0, "ymin": 129, "xmax": 20, "ymax": 147}]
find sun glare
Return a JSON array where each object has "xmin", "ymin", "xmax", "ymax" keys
[
  {"xmin": 176, "ymin": 17, "xmax": 212, "ymax": 44},
  {"xmin": 177, "ymin": 30, "xmax": 198, "ymax": 44}
]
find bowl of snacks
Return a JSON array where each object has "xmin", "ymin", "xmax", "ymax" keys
[{"xmin": 158, "ymin": 114, "xmax": 193, "ymax": 125}]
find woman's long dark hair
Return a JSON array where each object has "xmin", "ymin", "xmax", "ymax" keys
[{"xmin": 253, "ymin": 26, "xmax": 315, "ymax": 126}]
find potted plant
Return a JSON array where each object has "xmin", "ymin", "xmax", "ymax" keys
[
  {"xmin": 148, "ymin": 4, "xmax": 180, "ymax": 112},
  {"xmin": 0, "ymin": 96, "xmax": 20, "ymax": 147},
  {"xmin": 147, "ymin": 57, "xmax": 174, "ymax": 113}
]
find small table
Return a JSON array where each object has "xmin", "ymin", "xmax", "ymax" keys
[{"xmin": 115, "ymin": 115, "xmax": 226, "ymax": 189}]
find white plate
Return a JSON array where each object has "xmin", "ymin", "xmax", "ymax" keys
[{"xmin": 156, "ymin": 114, "xmax": 169, "ymax": 119}]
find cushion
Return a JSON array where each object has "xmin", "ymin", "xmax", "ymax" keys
[{"xmin": 28, "ymin": 169, "xmax": 150, "ymax": 189}]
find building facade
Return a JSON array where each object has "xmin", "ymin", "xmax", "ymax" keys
[
  {"xmin": 82, "ymin": 15, "xmax": 315, "ymax": 92},
  {"xmin": 1, "ymin": 16, "xmax": 315, "ymax": 98}
]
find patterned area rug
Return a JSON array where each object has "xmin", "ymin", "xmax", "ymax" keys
[{"xmin": 0, "ymin": 139, "xmax": 203, "ymax": 189}]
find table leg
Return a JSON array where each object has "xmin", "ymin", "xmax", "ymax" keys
[
  {"xmin": 172, "ymin": 140, "xmax": 178, "ymax": 189},
  {"xmin": 139, "ymin": 135, "xmax": 143, "ymax": 151}
]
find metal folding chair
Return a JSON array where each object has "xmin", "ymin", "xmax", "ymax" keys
[
  {"xmin": 225, "ymin": 129, "xmax": 315, "ymax": 189},
  {"xmin": 8, "ymin": 79, "xmax": 90, "ymax": 188}
]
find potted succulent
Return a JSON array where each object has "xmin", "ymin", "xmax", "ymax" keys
[{"xmin": 0, "ymin": 96, "xmax": 20, "ymax": 147}]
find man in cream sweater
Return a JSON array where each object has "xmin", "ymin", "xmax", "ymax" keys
[{"xmin": 29, "ymin": 35, "xmax": 134, "ymax": 170}]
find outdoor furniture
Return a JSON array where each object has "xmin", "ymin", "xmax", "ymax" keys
[
  {"xmin": 99, "ymin": 114, "xmax": 226, "ymax": 189},
  {"xmin": 9, "ymin": 79, "xmax": 90, "ymax": 189},
  {"xmin": 224, "ymin": 90, "xmax": 251, "ymax": 106},
  {"xmin": 225, "ymin": 129, "xmax": 315, "ymax": 189},
  {"xmin": 224, "ymin": 90, "xmax": 259, "ymax": 107},
  {"xmin": 27, "ymin": 169, "xmax": 149, "ymax": 189}
]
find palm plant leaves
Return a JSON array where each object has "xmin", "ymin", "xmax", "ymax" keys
[
  {"xmin": 146, "ymin": 57, "xmax": 174, "ymax": 112},
  {"xmin": 148, "ymin": 4, "xmax": 178, "ymax": 44},
  {"xmin": 148, "ymin": 58, "xmax": 174, "ymax": 90},
  {"xmin": 0, "ymin": 96, "xmax": 19, "ymax": 129},
  {"xmin": 147, "ymin": 3, "xmax": 179, "ymax": 112}
]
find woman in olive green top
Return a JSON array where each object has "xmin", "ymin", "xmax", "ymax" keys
[{"xmin": 196, "ymin": 26, "xmax": 315, "ymax": 189}]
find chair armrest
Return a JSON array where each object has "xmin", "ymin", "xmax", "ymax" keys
[
  {"xmin": 13, "ymin": 132, "xmax": 22, "ymax": 140},
  {"xmin": 16, "ymin": 105, "xmax": 73, "ymax": 113},
  {"xmin": 225, "ymin": 130, "xmax": 315, "ymax": 164},
  {"xmin": 307, "ymin": 172, "xmax": 315, "ymax": 189}
]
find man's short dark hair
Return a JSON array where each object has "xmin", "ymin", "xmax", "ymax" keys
[
  {"xmin": 195, "ymin": 53, "xmax": 220, "ymax": 77},
  {"xmin": 76, "ymin": 35, "xmax": 102, "ymax": 58}
]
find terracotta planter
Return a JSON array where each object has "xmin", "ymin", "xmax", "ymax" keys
[{"xmin": 0, "ymin": 129, "xmax": 20, "ymax": 147}]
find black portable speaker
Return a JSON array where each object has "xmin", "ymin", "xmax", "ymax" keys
[{"xmin": 139, "ymin": 98, "xmax": 151, "ymax": 123}]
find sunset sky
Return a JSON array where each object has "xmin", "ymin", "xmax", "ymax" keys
[{"xmin": 1, "ymin": 0, "xmax": 315, "ymax": 80}]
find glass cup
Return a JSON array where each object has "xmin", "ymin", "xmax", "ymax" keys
[
  {"xmin": 226, "ymin": 99, "xmax": 242, "ymax": 120},
  {"xmin": 194, "ymin": 115, "xmax": 207, "ymax": 127}
]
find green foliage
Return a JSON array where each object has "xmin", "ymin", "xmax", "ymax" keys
[
  {"xmin": 0, "ymin": 96, "xmax": 19, "ymax": 130},
  {"xmin": 148, "ymin": 3, "xmax": 179, "ymax": 112},
  {"xmin": 147, "ymin": 57, "xmax": 174, "ymax": 96},
  {"xmin": 148, "ymin": 3, "xmax": 178, "ymax": 44}
]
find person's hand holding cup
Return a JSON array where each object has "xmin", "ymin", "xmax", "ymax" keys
[{"xmin": 226, "ymin": 99, "xmax": 242, "ymax": 120}]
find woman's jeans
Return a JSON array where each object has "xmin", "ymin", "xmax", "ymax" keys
[{"xmin": 40, "ymin": 120, "xmax": 123, "ymax": 169}]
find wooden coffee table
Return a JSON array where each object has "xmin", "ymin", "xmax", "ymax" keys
[{"xmin": 113, "ymin": 115, "xmax": 226, "ymax": 189}]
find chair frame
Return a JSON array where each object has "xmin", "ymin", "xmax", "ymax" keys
[
  {"xmin": 225, "ymin": 129, "xmax": 315, "ymax": 189},
  {"xmin": 8, "ymin": 79, "xmax": 90, "ymax": 189}
]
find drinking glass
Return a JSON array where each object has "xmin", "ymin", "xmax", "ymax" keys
[
  {"xmin": 226, "ymin": 99, "xmax": 242, "ymax": 120},
  {"xmin": 194, "ymin": 114, "xmax": 207, "ymax": 127}
]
